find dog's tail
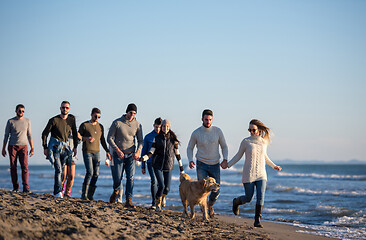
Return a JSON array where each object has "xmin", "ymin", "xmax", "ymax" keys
[{"xmin": 180, "ymin": 173, "xmax": 191, "ymax": 183}]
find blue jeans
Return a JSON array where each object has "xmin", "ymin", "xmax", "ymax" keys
[
  {"xmin": 239, "ymin": 180, "xmax": 267, "ymax": 206},
  {"xmin": 147, "ymin": 162, "xmax": 157, "ymax": 204},
  {"xmin": 111, "ymin": 153, "xmax": 135, "ymax": 199},
  {"xmin": 154, "ymin": 168, "xmax": 172, "ymax": 197},
  {"xmin": 196, "ymin": 160, "xmax": 220, "ymax": 205},
  {"xmin": 53, "ymin": 149, "xmax": 69, "ymax": 195},
  {"xmin": 82, "ymin": 152, "xmax": 100, "ymax": 187}
]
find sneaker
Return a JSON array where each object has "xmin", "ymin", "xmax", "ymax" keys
[
  {"xmin": 55, "ymin": 192, "xmax": 63, "ymax": 198},
  {"xmin": 150, "ymin": 205, "xmax": 156, "ymax": 210},
  {"xmin": 12, "ymin": 189, "xmax": 19, "ymax": 193}
]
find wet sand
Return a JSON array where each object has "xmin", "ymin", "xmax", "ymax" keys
[{"xmin": 0, "ymin": 189, "xmax": 334, "ymax": 239}]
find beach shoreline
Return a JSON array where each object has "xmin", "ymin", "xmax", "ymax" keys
[{"xmin": 0, "ymin": 189, "xmax": 335, "ymax": 240}]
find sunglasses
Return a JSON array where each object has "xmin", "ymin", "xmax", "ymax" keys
[
  {"xmin": 61, "ymin": 106, "xmax": 70, "ymax": 110},
  {"xmin": 18, "ymin": 110, "xmax": 25, "ymax": 113},
  {"xmin": 248, "ymin": 128, "xmax": 258, "ymax": 133},
  {"xmin": 94, "ymin": 115, "xmax": 101, "ymax": 119}
]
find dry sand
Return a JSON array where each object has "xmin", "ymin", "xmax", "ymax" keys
[{"xmin": 0, "ymin": 189, "xmax": 334, "ymax": 240}]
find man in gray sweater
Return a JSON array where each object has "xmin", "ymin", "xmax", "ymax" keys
[
  {"xmin": 107, "ymin": 103, "xmax": 143, "ymax": 208},
  {"xmin": 187, "ymin": 109, "xmax": 228, "ymax": 218},
  {"xmin": 2, "ymin": 104, "xmax": 34, "ymax": 193}
]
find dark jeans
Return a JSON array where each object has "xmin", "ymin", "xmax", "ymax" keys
[
  {"xmin": 111, "ymin": 152, "xmax": 135, "ymax": 199},
  {"xmin": 239, "ymin": 180, "xmax": 267, "ymax": 206},
  {"xmin": 147, "ymin": 162, "xmax": 157, "ymax": 204},
  {"xmin": 83, "ymin": 152, "xmax": 100, "ymax": 187},
  {"xmin": 53, "ymin": 148, "xmax": 69, "ymax": 195},
  {"xmin": 8, "ymin": 145, "xmax": 29, "ymax": 191},
  {"xmin": 196, "ymin": 160, "xmax": 221, "ymax": 205},
  {"xmin": 154, "ymin": 168, "xmax": 172, "ymax": 197}
]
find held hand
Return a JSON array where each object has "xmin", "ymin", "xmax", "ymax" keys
[
  {"xmin": 29, "ymin": 148, "xmax": 34, "ymax": 157},
  {"xmin": 189, "ymin": 161, "xmax": 196, "ymax": 169},
  {"xmin": 142, "ymin": 168, "xmax": 146, "ymax": 175},
  {"xmin": 73, "ymin": 148, "xmax": 77, "ymax": 157},
  {"xmin": 89, "ymin": 137, "xmax": 95, "ymax": 143},
  {"xmin": 133, "ymin": 150, "xmax": 140, "ymax": 160},
  {"xmin": 106, "ymin": 152, "xmax": 112, "ymax": 160},
  {"xmin": 220, "ymin": 159, "xmax": 228, "ymax": 169},
  {"xmin": 2, "ymin": 149, "xmax": 6, "ymax": 157},
  {"xmin": 274, "ymin": 165, "xmax": 282, "ymax": 171},
  {"xmin": 44, "ymin": 149, "xmax": 49, "ymax": 158},
  {"xmin": 105, "ymin": 159, "xmax": 111, "ymax": 166}
]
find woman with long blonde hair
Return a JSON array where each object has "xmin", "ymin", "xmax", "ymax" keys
[{"xmin": 221, "ymin": 119, "xmax": 282, "ymax": 228}]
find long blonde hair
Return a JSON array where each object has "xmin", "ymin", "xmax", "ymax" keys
[{"xmin": 250, "ymin": 119, "xmax": 272, "ymax": 143}]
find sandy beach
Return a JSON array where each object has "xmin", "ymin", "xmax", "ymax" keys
[{"xmin": 0, "ymin": 189, "xmax": 336, "ymax": 240}]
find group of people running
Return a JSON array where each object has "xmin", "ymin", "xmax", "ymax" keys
[{"xmin": 2, "ymin": 101, "xmax": 282, "ymax": 228}]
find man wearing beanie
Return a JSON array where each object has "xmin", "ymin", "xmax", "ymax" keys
[
  {"xmin": 107, "ymin": 103, "xmax": 143, "ymax": 208},
  {"xmin": 187, "ymin": 109, "xmax": 228, "ymax": 218}
]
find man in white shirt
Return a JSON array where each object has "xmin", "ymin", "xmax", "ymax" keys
[{"xmin": 187, "ymin": 109, "xmax": 228, "ymax": 218}]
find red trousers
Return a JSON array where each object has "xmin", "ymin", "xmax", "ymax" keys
[{"xmin": 8, "ymin": 145, "xmax": 29, "ymax": 191}]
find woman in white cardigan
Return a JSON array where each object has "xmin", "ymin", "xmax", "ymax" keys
[{"xmin": 221, "ymin": 119, "xmax": 282, "ymax": 228}]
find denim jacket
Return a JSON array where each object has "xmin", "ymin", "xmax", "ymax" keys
[{"xmin": 47, "ymin": 137, "xmax": 74, "ymax": 167}]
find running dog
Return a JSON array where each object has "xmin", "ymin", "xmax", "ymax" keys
[{"xmin": 179, "ymin": 173, "xmax": 220, "ymax": 221}]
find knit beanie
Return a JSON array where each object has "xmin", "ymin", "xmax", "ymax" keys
[
  {"xmin": 126, "ymin": 103, "xmax": 137, "ymax": 113},
  {"xmin": 162, "ymin": 119, "xmax": 171, "ymax": 127}
]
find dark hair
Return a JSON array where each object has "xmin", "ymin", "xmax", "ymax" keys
[
  {"xmin": 154, "ymin": 117, "xmax": 162, "ymax": 125},
  {"xmin": 202, "ymin": 109, "xmax": 213, "ymax": 118},
  {"xmin": 16, "ymin": 104, "xmax": 25, "ymax": 111},
  {"xmin": 61, "ymin": 101, "xmax": 70, "ymax": 106},
  {"xmin": 91, "ymin": 108, "xmax": 101, "ymax": 115}
]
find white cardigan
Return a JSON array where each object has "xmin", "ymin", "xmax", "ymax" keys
[{"xmin": 228, "ymin": 136, "xmax": 277, "ymax": 183}]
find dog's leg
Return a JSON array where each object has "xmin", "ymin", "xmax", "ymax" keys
[
  {"xmin": 189, "ymin": 203, "xmax": 195, "ymax": 219},
  {"xmin": 182, "ymin": 199, "xmax": 189, "ymax": 218},
  {"xmin": 200, "ymin": 202, "xmax": 209, "ymax": 221}
]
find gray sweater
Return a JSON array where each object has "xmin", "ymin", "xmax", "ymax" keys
[
  {"xmin": 107, "ymin": 115, "xmax": 143, "ymax": 154},
  {"xmin": 187, "ymin": 125, "xmax": 228, "ymax": 165},
  {"xmin": 3, "ymin": 117, "xmax": 32, "ymax": 146}
]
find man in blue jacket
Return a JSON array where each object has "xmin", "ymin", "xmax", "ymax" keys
[{"xmin": 141, "ymin": 117, "xmax": 162, "ymax": 209}]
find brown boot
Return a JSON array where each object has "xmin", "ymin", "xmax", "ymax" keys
[
  {"xmin": 161, "ymin": 194, "xmax": 167, "ymax": 207},
  {"xmin": 155, "ymin": 196, "xmax": 162, "ymax": 212},
  {"xmin": 125, "ymin": 197, "xmax": 136, "ymax": 208},
  {"xmin": 232, "ymin": 197, "xmax": 242, "ymax": 216},
  {"xmin": 254, "ymin": 205, "xmax": 263, "ymax": 228},
  {"xmin": 208, "ymin": 203, "xmax": 215, "ymax": 218},
  {"xmin": 109, "ymin": 190, "xmax": 119, "ymax": 203}
]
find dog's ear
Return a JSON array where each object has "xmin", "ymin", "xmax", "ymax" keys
[
  {"xmin": 202, "ymin": 178, "xmax": 210, "ymax": 189},
  {"xmin": 199, "ymin": 178, "xmax": 207, "ymax": 188}
]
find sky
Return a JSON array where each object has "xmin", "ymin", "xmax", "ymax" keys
[{"xmin": 0, "ymin": 0, "xmax": 365, "ymax": 165}]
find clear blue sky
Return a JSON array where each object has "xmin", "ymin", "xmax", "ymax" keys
[{"xmin": 1, "ymin": 0, "xmax": 365, "ymax": 165}]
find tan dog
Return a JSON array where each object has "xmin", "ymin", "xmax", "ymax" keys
[{"xmin": 179, "ymin": 173, "xmax": 220, "ymax": 221}]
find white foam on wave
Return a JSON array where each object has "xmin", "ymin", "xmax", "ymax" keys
[
  {"xmin": 294, "ymin": 223, "xmax": 366, "ymax": 240},
  {"xmin": 316, "ymin": 205, "xmax": 354, "ymax": 217},
  {"xmin": 220, "ymin": 181, "xmax": 242, "ymax": 186},
  {"xmin": 266, "ymin": 207, "xmax": 310, "ymax": 215},
  {"xmin": 273, "ymin": 185, "xmax": 366, "ymax": 196},
  {"xmin": 278, "ymin": 172, "xmax": 366, "ymax": 181},
  {"xmin": 324, "ymin": 209, "xmax": 366, "ymax": 228}
]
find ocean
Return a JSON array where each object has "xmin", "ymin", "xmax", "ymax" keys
[{"xmin": 0, "ymin": 163, "xmax": 365, "ymax": 240}]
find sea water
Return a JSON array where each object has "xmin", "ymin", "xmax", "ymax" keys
[{"xmin": 0, "ymin": 163, "xmax": 365, "ymax": 240}]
